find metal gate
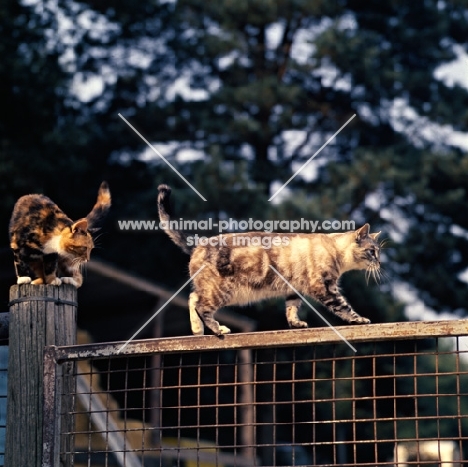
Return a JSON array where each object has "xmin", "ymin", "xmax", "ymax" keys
[{"xmin": 43, "ymin": 320, "xmax": 468, "ymax": 466}]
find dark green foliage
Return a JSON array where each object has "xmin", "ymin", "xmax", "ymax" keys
[
  {"xmin": 2, "ymin": 0, "xmax": 468, "ymax": 322},
  {"xmin": 3, "ymin": 2, "xmax": 468, "ymax": 462}
]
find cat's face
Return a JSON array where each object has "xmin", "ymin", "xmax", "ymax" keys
[
  {"xmin": 61, "ymin": 218, "xmax": 94, "ymax": 263},
  {"xmin": 352, "ymin": 224, "xmax": 381, "ymax": 280}
]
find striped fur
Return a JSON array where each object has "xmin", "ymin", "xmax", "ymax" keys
[{"xmin": 158, "ymin": 184, "xmax": 381, "ymax": 336}]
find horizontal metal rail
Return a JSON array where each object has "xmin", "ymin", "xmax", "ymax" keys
[{"xmin": 50, "ymin": 319, "xmax": 468, "ymax": 361}]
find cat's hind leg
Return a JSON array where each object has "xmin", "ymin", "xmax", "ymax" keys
[
  {"xmin": 189, "ymin": 292, "xmax": 204, "ymax": 335},
  {"xmin": 285, "ymin": 294, "xmax": 308, "ymax": 328},
  {"xmin": 190, "ymin": 291, "xmax": 231, "ymax": 337}
]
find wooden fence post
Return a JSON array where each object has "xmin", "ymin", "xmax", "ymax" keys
[{"xmin": 5, "ymin": 284, "xmax": 77, "ymax": 467}]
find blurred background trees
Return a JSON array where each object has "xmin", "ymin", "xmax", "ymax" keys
[
  {"xmin": 2, "ymin": 2, "xmax": 468, "ymax": 463},
  {"xmin": 1, "ymin": 0, "xmax": 468, "ymax": 326}
]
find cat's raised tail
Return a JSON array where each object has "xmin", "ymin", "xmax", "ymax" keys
[
  {"xmin": 157, "ymin": 184, "xmax": 193, "ymax": 255},
  {"xmin": 86, "ymin": 181, "xmax": 112, "ymax": 231}
]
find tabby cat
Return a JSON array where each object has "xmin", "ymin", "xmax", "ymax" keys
[
  {"xmin": 158, "ymin": 184, "xmax": 381, "ymax": 336},
  {"xmin": 9, "ymin": 181, "xmax": 111, "ymax": 288}
]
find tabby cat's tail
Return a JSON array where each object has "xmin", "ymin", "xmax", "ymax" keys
[
  {"xmin": 86, "ymin": 181, "xmax": 112, "ymax": 231},
  {"xmin": 157, "ymin": 184, "xmax": 193, "ymax": 255}
]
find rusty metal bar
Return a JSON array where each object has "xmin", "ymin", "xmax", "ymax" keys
[
  {"xmin": 44, "ymin": 322, "xmax": 468, "ymax": 467},
  {"xmin": 49, "ymin": 319, "xmax": 468, "ymax": 361},
  {"xmin": 42, "ymin": 346, "xmax": 60, "ymax": 467}
]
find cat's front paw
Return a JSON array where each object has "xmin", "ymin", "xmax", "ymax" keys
[
  {"xmin": 48, "ymin": 278, "xmax": 62, "ymax": 286},
  {"xmin": 17, "ymin": 276, "xmax": 32, "ymax": 285},
  {"xmin": 344, "ymin": 310, "xmax": 371, "ymax": 325},
  {"xmin": 61, "ymin": 277, "xmax": 79, "ymax": 287},
  {"xmin": 351, "ymin": 316, "xmax": 371, "ymax": 324}
]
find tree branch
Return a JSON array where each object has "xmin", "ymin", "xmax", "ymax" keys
[{"xmin": 276, "ymin": 14, "xmax": 303, "ymax": 81}]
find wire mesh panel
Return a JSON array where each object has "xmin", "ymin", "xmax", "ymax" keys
[{"xmin": 44, "ymin": 321, "xmax": 468, "ymax": 467}]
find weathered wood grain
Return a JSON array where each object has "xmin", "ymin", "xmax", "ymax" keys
[{"xmin": 5, "ymin": 284, "xmax": 77, "ymax": 467}]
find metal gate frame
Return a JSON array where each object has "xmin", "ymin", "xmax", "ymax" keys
[{"xmin": 43, "ymin": 319, "xmax": 468, "ymax": 466}]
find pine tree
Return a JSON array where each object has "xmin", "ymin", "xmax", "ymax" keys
[
  {"xmin": 71, "ymin": 0, "xmax": 468, "ymax": 320},
  {"xmin": 3, "ymin": 0, "xmax": 468, "ymax": 317},
  {"xmin": 3, "ymin": 3, "xmax": 467, "ymax": 462}
]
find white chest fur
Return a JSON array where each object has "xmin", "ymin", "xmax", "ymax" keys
[{"xmin": 43, "ymin": 235, "xmax": 64, "ymax": 255}]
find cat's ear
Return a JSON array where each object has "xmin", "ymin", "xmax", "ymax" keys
[
  {"xmin": 370, "ymin": 231, "xmax": 381, "ymax": 241},
  {"xmin": 71, "ymin": 218, "xmax": 88, "ymax": 234},
  {"xmin": 355, "ymin": 224, "xmax": 370, "ymax": 243}
]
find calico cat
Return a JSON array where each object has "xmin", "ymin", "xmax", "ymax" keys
[
  {"xmin": 9, "ymin": 181, "xmax": 111, "ymax": 288},
  {"xmin": 158, "ymin": 184, "xmax": 381, "ymax": 336}
]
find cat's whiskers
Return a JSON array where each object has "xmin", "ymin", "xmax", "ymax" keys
[
  {"xmin": 92, "ymin": 232, "xmax": 104, "ymax": 250},
  {"xmin": 80, "ymin": 261, "xmax": 88, "ymax": 281},
  {"xmin": 70, "ymin": 257, "xmax": 85, "ymax": 272},
  {"xmin": 365, "ymin": 263, "xmax": 372, "ymax": 284},
  {"xmin": 366, "ymin": 261, "xmax": 390, "ymax": 286},
  {"xmin": 365, "ymin": 267, "xmax": 372, "ymax": 285},
  {"xmin": 365, "ymin": 261, "xmax": 382, "ymax": 285},
  {"xmin": 379, "ymin": 239, "xmax": 391, "ymax": 250},
  {"xmin": 377, "ymin": 267, "xmax": 391, "ymax": 284}
]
